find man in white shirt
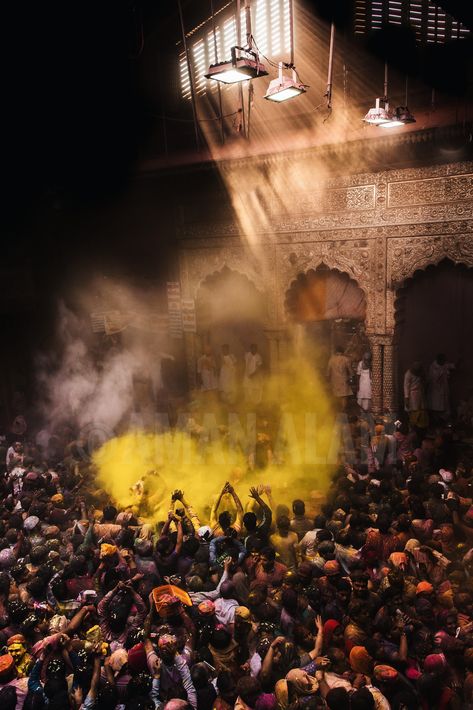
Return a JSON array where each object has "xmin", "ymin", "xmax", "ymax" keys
[
  {"xmin": 243, "ymin": 344, "xmax": 263, "ymax": 405},
  {"xmin": 197, "ymin": 346, "xmax": 218, "ymax": 392}
]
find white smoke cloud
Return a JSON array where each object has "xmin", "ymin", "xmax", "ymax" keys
[{"xmin": 36, "ymin": 280, "xmax": 171, "ymax": 441}]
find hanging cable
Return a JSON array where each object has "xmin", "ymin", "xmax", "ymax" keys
[
  {"xmin": 236, "ymin": 0, "xmax": 247, "ymax": 137},
  {"xmin": 325, "ymin": 21, "xmax": 335, "ymax": 109},
  {"xmin": 289, "ymin": 0, "xmax": 295, "ymax": 66},
  {"xmin": 210, "ymin": 0, "xmax": 225, "ymax": 145},
  {"xmin": 177, "ymin": 0, "xmax": 201, "ymax": 151}
]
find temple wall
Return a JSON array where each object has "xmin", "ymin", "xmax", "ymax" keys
[{"xmin": 177, "ymin": 154, "xmax": 473, "ymax": 413}]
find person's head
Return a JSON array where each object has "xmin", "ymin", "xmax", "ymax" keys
[
  {"xmin": 108, "ymin": 603, "xmax": 130, "ymax": 634},
  {"xmin": 243, "ymin": 512, "xmax": 257, "ymax": 533},
  {"xmin": 181, "ymin": 537, "xmax": 200, "ymax": 557},
  {"xmin": 436, "ymin": 353, "xmax": 446, "ymax": 365},
  {"xmin": 220, "ymin": 581, "xmax": 236, "ymax": 601},
  {"xmin": 281, "ymin": 588, "xmax": 298, "ymax": 615},
  {"xmin": 210, "ymin": 626, "xmax": 232, "ymax": 651},
  {"xmin": 250, "ymin": 344, "xmax": 258, "ymax": 355},
  {"xmin": 162, "ymin": 698, "xmax": 194, "ymax": 710},
  {"xmin": 222, "ymin": 344, "xmax": 230, "ymax": 355},
  {"xmin": 348, "ymin": 601, "xmax": 371, "ymax": 628},
  {"xmin": 277, "ymin": 516, "xmax": 290, "ymax": 535},
  {"xmin": 216, "ymin": 671, "xmax": 237, "ymax": 704},
  {"xmin": 350, "ymin": 688, "xmax": 375, "ymax": 710},
  {"xmin": 325, "ymin": 688, "xmax": 350, "ymax": 710},
  {"xmin": 218, "ymin": 511, "xmax": 232, "ymax": 533},
  {"xmin": 292, "ymin": 500, "xmax": 305, "ymax": 516},
  {"xmin": 236, "ymin": 676, "xmax": 262, "ymax": 708},
  {"xmin": 191, "ymin": 663, "xmax": 211, "ymax": 690},
  {"xmin": 351, "ymin": 570, "xmax": 369, "ymax": 597},
  {"xmin": 260, "ymin": 547, "xmax": 276, "ymax": 572},
  {"xmin": 102, "ymin": 506, "xmax": 117, "ymax": 522},
  {"xmin": 335, "ymin": 346, "xmax": 344, "ymax": 355}
]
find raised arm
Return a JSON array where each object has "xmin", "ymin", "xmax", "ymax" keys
[
  {"xmin": 227, "ymin": 483, "xmax": 244, "ymax": 530},
  {"xmin": 308, "ymin": 615, "xmax": 324, "ymax": 660},
  {"xmin": 173, "ymin": 490, "xmax": 202, "ymax": 531},
  {"xmin": 210, "ymin": 482, "xmax": 228, "ymax": 530},
  {"xmin": 249, "ymin": 486, "xmax": 272, "ymax": 535}
]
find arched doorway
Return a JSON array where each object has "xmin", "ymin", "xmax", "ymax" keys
[
  {"xmin": 394, "ymin": 259, "xmax": 473, "ymax": 413},
  {"xmin": 196, "ymin": 266, "xmax": 268, "ymax": 365},
  {"xmin": 285, "ymin": 264, "xmax": 368, "ymax": 371}
]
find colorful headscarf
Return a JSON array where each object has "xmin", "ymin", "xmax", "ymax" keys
[
  {"xmin": 349, "ymin": 646, "xmax": 374, "ymax": 676},
  {"xmin": 100, "ymin": 543, "xmax": 117, "ymax": 558},
  {"xmin": 198, "ymin": 600, "xmax": 215, "ymax": 616},
  {"xmin": 323, "ymin": 619, "xmax": 341, "ymax": 648},
  {"xmin": 423, "ymin": 653, "xmax": 447, "ymax": 674}
]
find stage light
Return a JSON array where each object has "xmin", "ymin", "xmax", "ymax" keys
[
  {"xmin": 264, "ymin": 63, "xmax": 307, "ymax": 102},
  {"xmin": 206, "ymin": 47, "xmax": 268, "ymax": 84},
  {"xmin": 363, "ymin": 98, "xmax": 391, "ymax": 125},
  {"xmin": 379, "ymin": 105, "xmax": 416, "ymax": 128}
]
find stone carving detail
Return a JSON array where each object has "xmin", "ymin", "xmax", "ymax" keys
[
  {"xmin": 266, "ymin": 185, "xmax": 375, "ymax": 215},
  {"xmin": 178, "ymin": 203, "xmax": 473, "ymax": 239},
  {"xmin": 178, "ymin": 160, "xmax": 473, "ymax": 409},
  {"xmin": 388, "ymin": 174, "xmax": 473, "ymax": 208},
  {"xmin": 388, "ymin": 234, "xmax": 473, "ymax": 288}
]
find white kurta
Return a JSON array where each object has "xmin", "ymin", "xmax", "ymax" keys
[
  {"xmin": 356, "ymin": 362, "xmax": 372, "ymax": 410},
  {"xmin": 219, "ymin": 354, "xmax": 237, "ymax": 402},
  {"xmin": 197, "ymin": 354, "xmax": 218, "ymax": 391},
  {"xmin": 243, "ymin": 352, "xmax": 263, "ymax": 404}
]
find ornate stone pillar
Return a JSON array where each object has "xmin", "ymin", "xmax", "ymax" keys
[
  {"xmin": 383, "ymin": 340, "xmax": 395, "ymax": 413},
  {"xmin": 368, "ymin": 334, "xmax": 395, "ymax": 415},
  {"xmin": 369, "ymin": 336, "xmax": 383, "ymax": 415}
]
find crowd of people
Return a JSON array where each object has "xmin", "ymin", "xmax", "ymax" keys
[{"xmin": 0, "ymin": 405, "xmax": 472, "ymax": 710}]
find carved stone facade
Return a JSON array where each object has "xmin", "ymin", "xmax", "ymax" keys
[{"xmin": 178, "ymin": 157, "xmax": 473, "ymax": 413}]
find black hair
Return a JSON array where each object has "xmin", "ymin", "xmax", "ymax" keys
[
  {"xmin": 292, "ymin": 499, "xmax": 305, "ymax": 515},
  {"xmin": 103, "ymin": 506, "xmax": 117, "ymax": 522},
  {"xmin": 243, "ymin": 512, "xmax": 257, "ymax": 532}
]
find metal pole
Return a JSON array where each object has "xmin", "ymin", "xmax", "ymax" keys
[
  {"xmin": 236, "ymin": 0, "xmax": 246, "ymax": 137},
  {"xmin": 210, "ymin": 0, "xmax": 225, "ymax": 145},
  {"xmin": 326, "ymin": 21, "xmax": 335, "ymax": 108},
  {"xmin": 383, "ymin": 61, "xmax": 388, "ymax": 101},
  {"xmin": 245, "ymin": 0, "xmax": 252, "ymax": 48},
  {"xmin": 177, "ymin": 0, "xmax": 200, "ymax": 151},
  {"xmin": 289, "ymin": 0, "xmax": 295, "ymax": 66}
]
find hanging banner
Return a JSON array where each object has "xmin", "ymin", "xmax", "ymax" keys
[
  {"xmin": 167, "ymin": 281, "xmax": 183, "ymax": 338},
  {"xmin": 181, "ymin": 298, "xmax": 197, "ymax": 333}
]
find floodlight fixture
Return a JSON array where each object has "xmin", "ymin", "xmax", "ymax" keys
[
  {"xmin": 264, "ymin": 63, "xmax": 307, "ymax": 102},
  {"xmin": 363, "ymin": 97, "xmax": 392, "ymax": 125},
  {"xmin": 205, "ymin": 46, "xmax": 268, "ymax": 84}
]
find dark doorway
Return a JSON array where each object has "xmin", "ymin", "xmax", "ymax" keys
[
  {"xmin": 394, "ymin": 259, "xmax": 473, "ymax": 413},
  {"xmin": 286, "ymin": 265, "xmax": 368, "ymax": 372}
]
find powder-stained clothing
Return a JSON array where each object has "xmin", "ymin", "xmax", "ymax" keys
[
  {"xmin": 269, "ymin": 530, "xmax": 299, "ymax": 569},
  {"xmin": 327, "ymin": 353, "xmax": 352, "ymax": 397}
]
